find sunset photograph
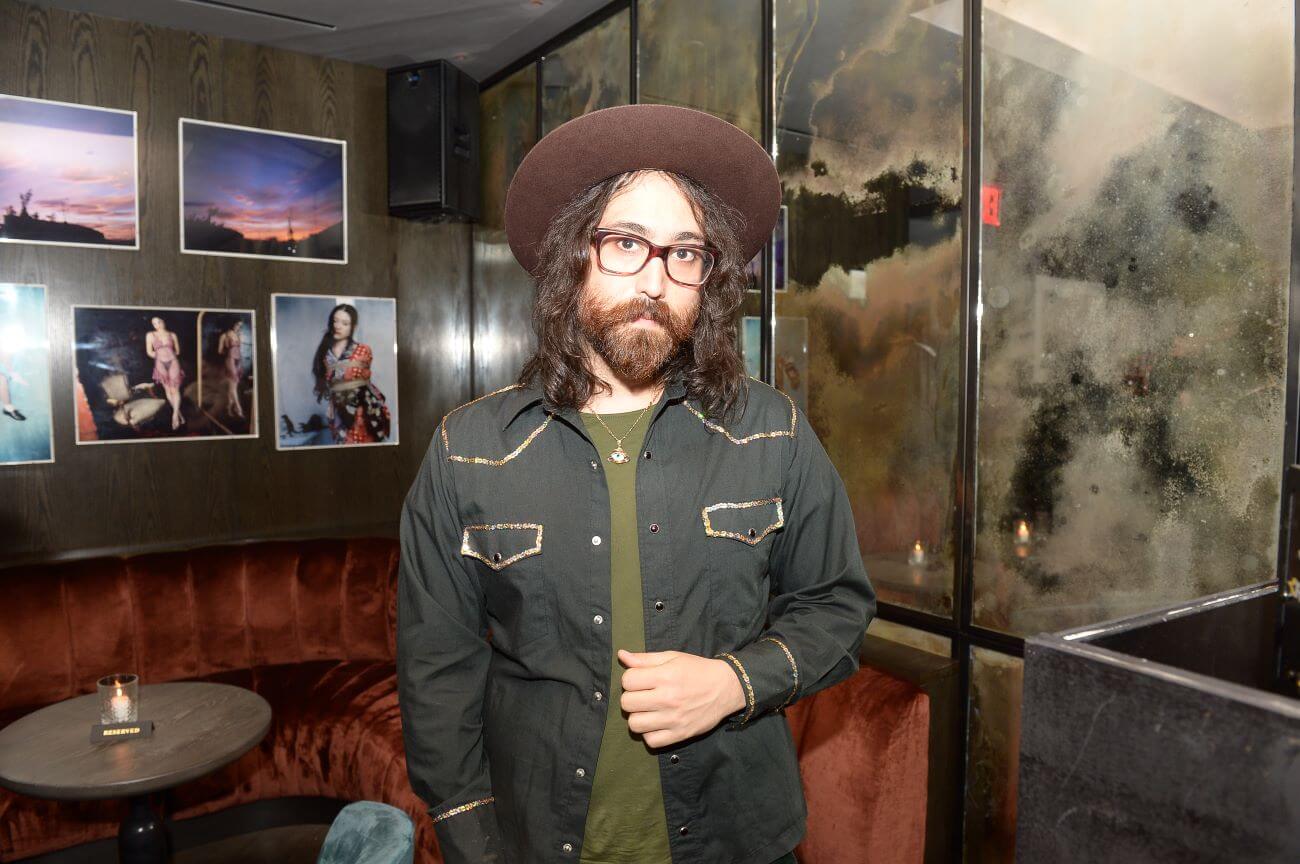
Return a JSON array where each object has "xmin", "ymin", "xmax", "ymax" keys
[
  {"xmin": 180, "ymin": 118, "xmax": 346, "ymax": 263},
  {"xmin": 0, "ymin": 95, "xmax": 138, "ymax": 250}
]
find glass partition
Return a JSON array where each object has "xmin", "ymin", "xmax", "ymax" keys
[
  {"xmin": 974, "ymin": 0, "xmax": 1294, "ymax": 636},
  {"xmin": 774, "ymin": 0, "xmax": 965, "ymax": 618}
]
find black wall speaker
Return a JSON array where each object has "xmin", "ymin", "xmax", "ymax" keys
[{"xmin": 387, "ymin": 60, "xmax": 480, "ymax": 222}]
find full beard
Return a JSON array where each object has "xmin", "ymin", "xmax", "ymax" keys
[{"xmin": 579, "ymin": 292, "xmax": 696, "ymax": 387}]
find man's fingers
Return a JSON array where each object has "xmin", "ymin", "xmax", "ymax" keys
[
  {"xmin": 619, "ymin": 687, "xmax": 663, "ymax": 714},
  {"xmin": 618, "ymin": 648, "xmax": 676, "ymax": 667},
  {"xmin": 620, "ymin": 664, "xmax": 660, "ymax": 691},
  {"xmin": 626, "ymin": 709, "xmax": 673, "ymax": 735}
]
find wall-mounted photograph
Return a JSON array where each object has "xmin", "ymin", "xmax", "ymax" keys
[
  {"xmin": 72, "ymin": 305, "xmax": 257, "ymax": 444},
  {"xmin": 744, "ymin": 203, "xmax": 787, "ymax": 292},
  {"xmin": 0, "ymin": 284, "xmax": 55, "ymax": 466},
  {"xmin": 179, "ymin": 118, "xmax": 346, "ymax": 263},
  {"xmin": 271, "ymin": 294, "xmax": 397, "ymax": 450},
  {"xmin": 742, "ymin": 314, "xmax": 808, "ymax": 414},
  {"xmin": 0, "ymin": 95, "xmax": 139, "ymax": 250}
]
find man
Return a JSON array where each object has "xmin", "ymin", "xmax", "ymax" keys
[{"xmin": 397, "ymin": 104, "xmax": 876, "ymax": 864}]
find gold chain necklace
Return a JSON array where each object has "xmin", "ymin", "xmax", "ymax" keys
[{"xmin": 590, "ymin": 385, "xmax": 663, "ymax": 464}]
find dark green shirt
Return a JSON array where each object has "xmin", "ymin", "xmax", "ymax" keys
[
  {"xmin": 577, "ymin": 405, "xmax": 672, "ymax": 864},
  {"xmin": 396, "ymin": 371, "xmax": 877, "ymax": 864}
]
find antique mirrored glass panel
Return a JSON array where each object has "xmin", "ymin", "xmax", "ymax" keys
[{"xmin": 973, "ymin": 0, "xmax": 1294, "ymax": 635}]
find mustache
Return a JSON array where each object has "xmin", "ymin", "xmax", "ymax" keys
[{"xmin": 615, "ymin": 297, "xmax": 670, "ymax": 325}]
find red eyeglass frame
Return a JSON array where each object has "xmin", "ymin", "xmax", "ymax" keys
[{"xmin": 589, "ymin": 227, "xmax": 720, "ymax": 287}]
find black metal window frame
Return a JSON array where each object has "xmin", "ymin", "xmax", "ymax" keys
[{"xmin": 480, "ymin": 1, "xmax": 1300, "ymax": 859}]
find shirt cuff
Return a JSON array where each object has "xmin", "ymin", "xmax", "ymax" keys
[
  {"xmin": 715, "ymin": 634, "xmax": 800, "ymax": 731},
  {"xmin": 430, "ymin": 797, "xmax": 505, "ymax": 864}
]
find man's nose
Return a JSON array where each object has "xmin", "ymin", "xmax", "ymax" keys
[{"xmin": 637, "ymin": 254, "xmax": 669, "ymax": 299}]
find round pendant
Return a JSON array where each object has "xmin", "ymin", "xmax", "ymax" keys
[{"xmin": 608, "ymin": 447, "xmax": 630, "ymax": 464}]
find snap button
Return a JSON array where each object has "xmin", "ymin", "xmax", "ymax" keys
[
  {"xmin": 654, "ymin": 600, "xmax": 665, "ymax": 611},
  {"xmin": 592, "ymin": 535, "xmax": 602, "ymax": 546},
  {"xmin": 575, "ymin": 767, "xmax": 586, "ymax": 778},
  {"xmin": 643, "ymin": 450, "xmax": 652, "ymax": 459},
  {"xmin": 589, "ymin": 460, "xmax": 598, "ymax": 470},
  {"xmin": 747, "ymin": 528, "xmax": 757, "ymax": 539},
  {"xmin": 492, "ymin": 552, "xmax": 501, "ymax": 563},
  {"xmin": 562, "ymin": 842, "xmax": 573, "ymax": 853},
  {"xmin": 669, "ymin": 754, "xmax": 679, "ymax": 764},
  {"xmin": 678, "ymin": 825, "xmax": 688, "ymax": 836},
  {"xmin": 650, "ymin": 523, "xmax": 659, "ymax": 533},
  {"xmin": 594, "ymin": 690, "xmax": 603, "ymax": 702},
  {"xmin": 593, "ymin": 614, "xmax": 604, "ymax": 625}
]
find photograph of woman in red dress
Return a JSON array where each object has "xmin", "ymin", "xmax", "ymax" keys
[
  {"xmin": 271, "ymin": 294, "xmax": 397, "ymax": 449},
  {"xmin": 312, "ymin": 303, "xmax": 392, "ymax": 445}
]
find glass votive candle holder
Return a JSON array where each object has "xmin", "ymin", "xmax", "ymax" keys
[{"xmin": 97, "ymin": 673, "xmax": 139, "ymax": 724}]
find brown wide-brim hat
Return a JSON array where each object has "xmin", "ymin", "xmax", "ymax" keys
[{"xmin": 504, "ymin": 104, "xmax": 781, "ymax": 277}]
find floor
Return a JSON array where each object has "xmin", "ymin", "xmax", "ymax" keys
[{"xmin": 174, "ymin": 824, "xmax": 330, "ymax": 864}]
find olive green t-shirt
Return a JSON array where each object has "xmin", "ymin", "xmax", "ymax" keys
[{"xmin": 577, "ymin": 402, "xmax": 673, "ymax": 864}]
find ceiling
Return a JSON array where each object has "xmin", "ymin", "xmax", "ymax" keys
[{"xmin": 31, "ymin": 0, "xmax": 614, "ymax": 82}]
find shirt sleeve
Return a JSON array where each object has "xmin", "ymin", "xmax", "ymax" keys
[
  {"xmin": 396, "ymin": 422, "xmax": 505, "ymax": 862},
  {"xmin": 714, "ymin": 404, "xmax": 878, "ymax": 731}
]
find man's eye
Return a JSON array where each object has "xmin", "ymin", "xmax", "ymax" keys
[
  {"xmin": 672, "ymin": 248, "xmax": 697, "ymax": 261},
  {"xmin": 617, "ymin": 239, "xmax": 639, "ymax": 251}
]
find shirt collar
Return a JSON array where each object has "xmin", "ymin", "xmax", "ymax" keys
[{"xmin": 501, "ymin": 369, "xmax": 689, "ymax": 431}]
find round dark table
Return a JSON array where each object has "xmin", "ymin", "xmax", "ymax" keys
[{"xmin": 0, "ymin": 681, "xmax": 271, "ymax": 864}]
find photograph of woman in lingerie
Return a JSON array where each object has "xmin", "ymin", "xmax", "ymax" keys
[
  {"xmin": 217, "ymin": 318, "xmax": 247, "ymax": 421},
  {"xmin": 146, "ymin": 315, "xmax": 185, "ymax": 430},
  {"xmin": 74, "ymin": 305, "xmax": 256, "ymax": 443}
]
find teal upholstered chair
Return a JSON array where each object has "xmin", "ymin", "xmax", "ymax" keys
[{"xmin": 316, "ymin": 801, "xmax": 415, "ymax": 864}]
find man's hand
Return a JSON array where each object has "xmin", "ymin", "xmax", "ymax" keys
[{"xmin": 617, "ymin": 648, "xmax": 748, "ymax": 748}]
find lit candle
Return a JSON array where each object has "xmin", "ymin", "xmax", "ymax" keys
[
  {"xmin": 908, "ymin": 540, "xmax": 926, "ymax": 566},
  {"xmin": 1014, "ymin": 519, "xmax": 1031, "ymax": 558},
  {"xmin": 110, "ymin": 684, "xmax": 132, "ymax": 723}
]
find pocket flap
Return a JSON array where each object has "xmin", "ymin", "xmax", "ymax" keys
[
  {"xmin": 702, "ymin": 498, "xmax": 784, "ymax": 545},
  {"xmin": 461, "ymin": 522, "xmax": 544, "ymax": 570}
]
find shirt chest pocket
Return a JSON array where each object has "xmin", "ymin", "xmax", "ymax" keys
[
  {"xmin": 461, "ymin": 522, "xmax": 552, "ymax": 652},
  {"xmin": 702, "ymin": 498, "xmax": 783, "ymax": 643}
]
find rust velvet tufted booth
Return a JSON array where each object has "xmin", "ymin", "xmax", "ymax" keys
[{"xmin": 0, "ymin": 537, "xmax": 929, "ymax": 863}]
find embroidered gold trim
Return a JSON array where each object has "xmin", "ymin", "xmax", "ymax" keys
[
  {"xmin": 758, "ymin": 635, "xmax": 799, "ymax": 709},
  {"xmin": 717, "ymin": 651, "xmax": 756, "ymax": 725},
  {"xmin": 461, "ymin": 523, "xmax": 543, "ymax": 570},
  {"xmin": 440, "ymin": 384, "xmax": 551, "ymax": 466},
  {"xmin": 431, "ymin": 796, "xmax": 494, "ymax": 823},
  {"xmin": 447, "ymin": 415, "xmax": 552, "ymax": 467},
  {"xmin": 702, "ymin": 498, "xmax": 785, "ymax": 545},
  {"xmin": 686, "ymin": 382, "xmax": 797, "ymax": 444}
]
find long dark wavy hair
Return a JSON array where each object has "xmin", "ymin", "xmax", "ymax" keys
[
  {"xmin": 312, "ymin": 303, "xmax": 357, "ymax": 403},
  {"xmin": 517, "ymin": 168, "xmax": 751, "ymax": 422}
]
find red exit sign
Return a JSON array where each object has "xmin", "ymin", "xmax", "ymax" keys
[{"xmin": 981, "ymin": 184, "xmax": 1002, "ymax": 226}]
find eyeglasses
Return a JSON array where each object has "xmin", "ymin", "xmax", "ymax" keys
[{"xmin": 590, "ymin": 227, "xmax": 719, "ymax": 288}]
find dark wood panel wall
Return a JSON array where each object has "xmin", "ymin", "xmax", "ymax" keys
[{"xmin": 0, "ymin": 0, "xmax": 474, "ymax": 564}]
